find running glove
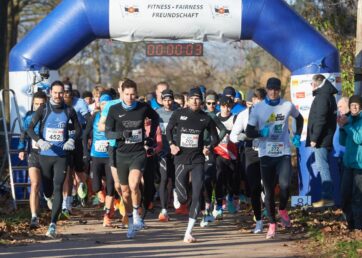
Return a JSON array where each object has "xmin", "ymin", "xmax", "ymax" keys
[
  {"xmin": 37, "ymin": 139, "xmax": 52, "ymax": 151},
  {"xmin": 238, "ymin": 133, "xmax": 247, "ymax": 141},
  {"xmin": 292, "ymin": 135, "xmax": 301, "ymax": 148},
  {"xmin": 259, "ymin": 126, "xmax": 269, "ymax": 138},
  {"xmin": 63, "ymin": 138, "xmax": 75, "ymax": 151}
]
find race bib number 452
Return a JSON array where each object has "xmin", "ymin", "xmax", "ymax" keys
[
  {"xmin": 45, "ymin": 128, "xmax": 64, "ymax": 142},
  {"xmin": 180, "ymin": 133, "xmax": 199, "ymax": 148},
  {"xmin": 266, "ymin": 142, "xmax": 284, "ymax": 156}
]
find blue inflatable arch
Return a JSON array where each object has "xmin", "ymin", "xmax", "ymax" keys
[
  {"xmin": 10, "ymin": 0, "xmax": 339, "ymax": 74},
  {"xmin": 9, "ymin": 0, "xmax": 341, "ymax": 201}
]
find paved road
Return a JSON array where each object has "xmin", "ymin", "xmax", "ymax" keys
[{"xmin": 0, "ymin": 208, "xmax": 303, "ymax": 258}]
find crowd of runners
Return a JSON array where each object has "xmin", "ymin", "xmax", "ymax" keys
[{"xmin": 17, "ymin": 75, "xmax": 362, "ymax": 243}]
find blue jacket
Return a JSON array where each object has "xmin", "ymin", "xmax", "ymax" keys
[{"xmin": 339, "ymin": 112, "xmax": 362, "ymax": 169}]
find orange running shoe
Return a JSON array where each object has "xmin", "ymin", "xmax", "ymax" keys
[
  {"xmin": 175, "ymin": 204, "xmax": 189, "ymax": 215},
  {"xmin": 103, "ymin": 213, "xmax": 112, "ymax": 227},
  {"xmin": 158, "ymin": 212, "xmax": 170, "ymax": 222}
]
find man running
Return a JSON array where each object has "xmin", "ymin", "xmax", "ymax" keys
[
  {"xmin": 166, "ymin": 87, "xmax": 219, "ymax": 243},
  {"xmin": 156, "ymin": 89, "xmax": 177, "ymax": 222},
  {"xmin": 18, "ymin": 91, "xmax": 47, "ymax": 228},
  {"xmin": 105, "ymin": 78, "xmax": 159, "ymax": 239},
  {"xmin": 27, "ymin": 80, "xmax": 81, "ymax": 238},
  {"xmin": 246, "ymin": 78, "xmax": 303, "ymax": 239}
]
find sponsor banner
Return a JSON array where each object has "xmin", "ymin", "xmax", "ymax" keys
[
  {"xmin": 9, "ymin": 71, "xmax": 59, "ymax": 133},
  {"xmin": 290, "ymin": 73, "xmax": 342, "ymax": 141},
  {"xmin": 109, "ymin": 0, "xmax": 242, "ymax": 42}
]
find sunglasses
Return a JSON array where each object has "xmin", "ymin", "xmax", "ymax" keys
[{"xmin": 206, "ymin": 102, "xmax": 216, "ymax": 106}]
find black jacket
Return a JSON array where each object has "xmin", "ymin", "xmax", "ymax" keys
[{"xmin": 306, "ymin": 79, "xmax": 337, "ymax": 148}]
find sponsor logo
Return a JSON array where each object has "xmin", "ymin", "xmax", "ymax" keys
[
  {"xmin": 124, "ymin": 6, "xmax": 139, "ymax": 14},
  {"xmin": 295, "ymin": 92, "xmax": 305, "ymax": 99},
  {"xmin": 119, "ymin": 114, "xmax": 126, "ymax": 118},
  {"xmin": 291, "ymin": 80, "xmax": 299, "ymax": 87},
  {"xmin": 200, "ymin": 118, "xmax": 206, "ymax": 122},
  {"xmin": 299, "ymin": 105, "xmax": 310, "ymax": 111},
  {"xmin": 180, "ymin": 116, "xmax": 188, "ymax": 121},
  {"xmin": 213, "ymin": 6, "xmax": 230, "ymax": 17},
  {"xmin": 275, "ymin": 114, "xmax": 285, "ymax": 121}
]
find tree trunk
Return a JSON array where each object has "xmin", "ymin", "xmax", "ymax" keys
[{"xmin": 0, "ymin": 0, "xmax": 9, "ymax": 92}]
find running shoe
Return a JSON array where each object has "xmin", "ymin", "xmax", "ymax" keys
[
  {"xmin": 262, "ymin": 208, "xmax": 269, "ymax": 219},
  {"xmin": 77, "ymin": 182, "xmax": 88, "ymax": 200},
  {"xmin": 183, "ymin": 233, "xmax": 196, "ymax": 243},
  {"xmin": 253, "ymin": 220, "xmax": 263, "ymax": 234},
  {"xmin": 127, "ymin": 224, "xmax": 136, "ymax": 239},
  {"xmin": 266, "ymin": 223, "xmax": 276, "ymax": 239},
  {"xmin": 204, "ymin": 211, "xmax": 214, "ymax": 223},
  {"xmin": 213, "ymin": 209, "xmax": 223, "ymax": 220},
  {"xmin": 175, "ymin": 204, "xmax": 189, "ymax": 215},
  {"xmin": 173, "ymin": 189, "xmax": 181, "ymax": 209},
  {"xmin": 312, "ymin": 199, "xmax": 334, "ymax": 208},
  {"xmin": 133, "ymin": 218, "xmax": 144, "ymax": 231},
  {"xmin": 30, "ymin": 217, "xmax": 39, "ymax": 229},
  {"xmin": 227, "ymin": 200, "xmax": 236, "ymax": 214},
  {"xmin": 200, "ymin": 216, "xmax": 209, "ymax": 228},
  {"xmin": 43, "ymin": 195, "xmax": 53, "ymax": 210},
  {"xmin": 46, "ymin": 223, "xmax": 57, "ymax": 238},
  {"xmin": 158, "ymin": 212, "xmax": 170, "ymax": 222},
  {"xmin": 279, "ymin": 210, "xmax": 291, "ymax": 228},
  {"xmin": 58, "ymin": 209, "xmax": 70, "ymax": 220},
  {"xmin": 103, "ymin": 213, "xmax": 112, "ymax": 227}
]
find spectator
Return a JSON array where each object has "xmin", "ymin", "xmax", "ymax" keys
[
  {"xmin": 338, "ymin": 95, "xmax": 362, "ymax": 230},
  {"xmin": 306, "ymin": 74, "xmax": 338, "ymax": 207}
]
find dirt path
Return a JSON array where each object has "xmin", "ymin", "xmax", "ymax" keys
[{"xmin": 0, "ymin": 208, "xmax": 303, "ymax": 258}]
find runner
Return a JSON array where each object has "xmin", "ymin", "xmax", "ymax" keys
[
  {"xmin": 246, "ymin": 78, "xmax": 303, "ymax": 239},
  {"xmin": 83, "ymin": 93, "xmax": 115, "ymax": 227},
  {"xmin": 213, "ymin": 96, "xmax": 239, "ymax": 219},
  {"xmin": 166, "ymin": 87, "xmax": 219, "ymax": 243},
  {"xmin": 105, "ymin": 78, "xmax": 159, "ymax": 239},
  {"xmin": 200, "ymin": 91, "xmax": 227, "ymax": 227},
  {"xmin": 62, "ymin": 82, "xmax": 90, "ymax": 215},
  {"xmin": 27, "ymin": 80, "xmax": 81, "ymax": 238},
  {"xmin": 230, "ymin": 88, "xmax": 267, "ymax": 233},
  {"xmin": 18, "ymin": 91, "xmax": 47, "ymax": 228},
  {"xmin": 156, "ymin": 89, "xmax": 177, "ymax": 222},
  {"xmin": 150, "ymin": 82, "xmax": 169, "ymax": 110}
]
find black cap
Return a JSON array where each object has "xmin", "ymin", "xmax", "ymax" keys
[
  {"xmin": 188, "ymin": 87, "xmax": 202, "ymax": 98},
  {"xmin": 219, "ymin": 95, "xmax": 233, "ymax": 106},
  {"xmin": 161, "ymin": 89, "xmax": 174, "ymax": 99},
  {"xmin": 349, "ymin": 95, "xmax": 362, "ymax": 107},
  {"xmin": 266, "ymin": 77, "xmax": 281, "ymax": 90},
  {"xmin": 64, "ymin": 84, "xmax": 72, "ymax": 92},
  {"xmin": 223, "ymin": 86, "xmax": 236, "ymax": 97}
]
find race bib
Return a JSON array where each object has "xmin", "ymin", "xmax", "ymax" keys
[
  {"xmin": 180, "ymin": 133, "xmax": 199, "ymax": 148},
  {"xmin": 266, "ymin": 142, "xmax": 284, "ymax": 156},
  {"xmin": 94, "ymin": 140, "xmax": 109, "ymax": 152},
  {"xmin": 125, "ymin": 129, "xmax": 143, "ymax": 144},
  {"xmin": 45, "ymin": 128, "xmax": 64, "ymax": 142}
]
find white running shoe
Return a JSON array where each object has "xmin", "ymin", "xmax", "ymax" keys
[
  {"xmin": 253, "ymin": 220, "xmax": 263, "ymax": 234},
  {"xmin": 173, "ymin": 189, "xmax": 181, "ymax": 209},
  {"xmin": 127, "ymin": 224, "xmax": 136, "ymax": 239},
  {"xmin": 43, "ymin": 195, "xmax": 53, "ymax": 210},
  {"xmin": 183, "ymin": 233, "xmax": 196, "ymax": 243}
]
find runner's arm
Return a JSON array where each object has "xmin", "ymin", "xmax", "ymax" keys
[
  {"xmin": 295, "ymin": 113, "xmax": 304, "ymax": 136},
  {"xmin": 27, "ymin": 106, "xmax": 44, "ymax": 142},
  {"xmin": 98, "ymin": 116, "xmax": 106, "ymax": 132},
  {"xmin": 69, "ymin": 108, "xmax": 82, "ymax": 140},
  {"xmin": 166, "ymin": 112, "xmax": 178, "ymax": 145},
  {"xmin": 208, "ymin": 118, "xmax": 220, "ymax": 149},
  {"xmin": 146, "ymin": 107, "xmax": 160, "ymax": 140},
  {"xmin": 82, "ymin": 114, "xmax": 94, "ymax": 155},
  {"xmin": 105, "ymin": 106, "xmax": 123, "ymax": 140}
]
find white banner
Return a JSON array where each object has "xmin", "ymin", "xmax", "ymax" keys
[
  {"xmin": 109, "ymin": 0, "xmax": 242, "ymax": 42},
  {"xmin": 290, "ymin": 73, "xmax": 342, "ymax": 141}
]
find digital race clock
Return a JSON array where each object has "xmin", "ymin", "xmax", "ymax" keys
[{"xmin": 146, "ymin": 43, "xmax": 203, "ymax": 57}]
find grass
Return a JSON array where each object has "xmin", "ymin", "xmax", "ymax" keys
[
  {"xmin": 0, "ymin": 208, "xmax": 30, "ymax": 225},
  {"xmin": 334, "ymin": 240, "xmax": 362, "ymax": 258}
]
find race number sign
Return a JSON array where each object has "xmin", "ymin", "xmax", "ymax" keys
[
  {"xmin": 45, "ymin": 128, "xmax": 64, "ymax": 142},
  {"xmin": 291, "ymin": 196, "xmax": 312, "ymax": 207}
]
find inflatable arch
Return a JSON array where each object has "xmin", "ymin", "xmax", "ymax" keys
[{"xmin": 9, "ymin": 0, "xmax": 341, "ymax": 201}]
